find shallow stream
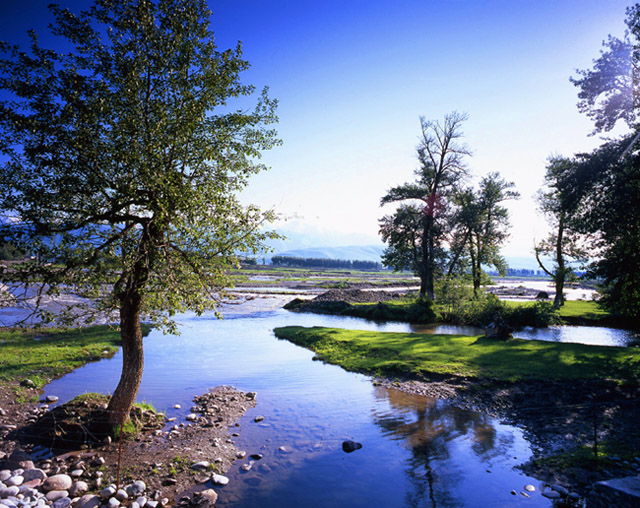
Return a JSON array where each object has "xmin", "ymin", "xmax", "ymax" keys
[{"xmin": 39, "ymin": 296, "xmax": 636, "ymax": 507}]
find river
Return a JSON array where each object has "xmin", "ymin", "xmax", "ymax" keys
[{"xmin": 36, "ymin": 295, "xmax": 636, "ymax": 507}]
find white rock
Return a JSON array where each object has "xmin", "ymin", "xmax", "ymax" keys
[
  {"xmin": 524, "ymin": 484, "xmax": 535, "ymax": 492},
  {"xmin": 185, "ymin": 414, "xmax": 197, "ymax": 422},
  {"xmin": 43, "ymin": 475, "xmax": 72, "ymax": 492},
  {"xmin": 69, "ymin": 481, "xmax": 89, "ymax": 497},
  {"xmin": 0, "ymin": 471, "xmax": 10, "ymax": 482},
  {"xmin": 114, "ymin": 489, "xmax": 127, "ymax": 502},
  {"xmin": 1, "ymin": 485, "xmax": 20, "ymax": 497},
  {"xmin": 146, "ymin": 501, "xmax": 158, "ymax": 508},
  {"xmin": 130, "ymin": 503, "xmax": 140, "ymax": 508},
  {"xmin": 45, "ymin": 490, "xmax": 69, "ymax": 502},
  {"xmin": 5, "ymin": 476, "xmax": 23, "ymax": 487},
  {"xmin": 211, "ymin": 474, "xmax": 229, "ymax": 486},
  {"xmin": 107, "ymin": 498, "xmax": 120, "ymax": 508},
  {"xmin": 135, "ymin": 496, "xmax": 147, "ymax": 508},
  {"xmin": 173, "ymin": 404, "xmax": 181, "ymax": 409},
  {"xmin": 191, "ymin": 461, "xmax": 209, "ymax": 470},
  {"xmin": 45, "ymin": 395, "xmax": 59, "ymax": 403},
  {"xmin": 70, "ymin": 470, "xmax": 83, "ymax": 478}
]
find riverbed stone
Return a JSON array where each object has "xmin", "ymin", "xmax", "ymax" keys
[
  {"xmin": 115, "ymin": 489, "xmax": 128, "ymax": 502},
  {"xmin": 69, "ymin": 481, "xmax": 89, "ymax": 497},
  {"xmin": 524, "ymin": 484, "xmax": 535, "ymax": 492},
  {"xmin": 541, "ymin": 490, "xmax": 560, "ymax": 499},
  {"xmin": 211, "ymin": 474, "xmax": 229, "ymax": 486},
  {"xmin": 100, "ymin": 486, "xmax": 117, "ymax": 499},
  {"xmin": 135, "ymin": 496, "xmax": 147, "ymax": 508},
  {"xmin": 53, "ymin": 497, "xmax": 72, "ymax": 508},
  {"xmin": 1, "ymin": 485, "xmax": 19, "ymax": 497},
  {"xmin": 45, "ymin": 396, "xmax": 59, "ymax": 404},
  {"xmin": 4, "ymin": 476, "xmax": 22, "ymax": 487},
  {"xmin": 191, "ymin": 461, "xmax": 209, "ymax": 470},
  {"xmin": 588, "ymin": 476, "xmax": 640, "ymax": 508},
  {"xmin": 43, "ymin": 475, "xmax": 72, "ymax": 492},
  {"xmin": 22, "ymin": 469, "xmax": 46, "ymax": 483},
  {"xmin": 46, "ymin": 490, "xmax": 69, "ymax": 502},
  {"xmin": 0, "ymin": 471, "xmax": 10, "ymax": 482},
  {"xmin": 342, "ymin": 440, "xmax": 363, "ymax": 453},
  {"xmin": 193, "ymin": 489, "xmax": 217, "ymax": 508},
  {"xmin": 75, "ymin": 494, "xmax": 100, "ymax": 508},
  {"xmin": 107, "ymin": 497, "xmax": 120, "ymax": 508},
  {"xmin": 125, "ymin": 481, "xmax": 145, "ymax": 497}
]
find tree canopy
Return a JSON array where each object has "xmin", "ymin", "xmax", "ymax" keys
[{"xmin": 0, "ymin": 0, "xmax": 280, "ymax": 423}]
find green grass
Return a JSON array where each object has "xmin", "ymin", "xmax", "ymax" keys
[
  {"xmin": 0, "ymin": 324, "xmax": 149, "ymax": 389},
  {"xmin": 274, "ymin": 326, "xmax": 640, "ymax": 383}
]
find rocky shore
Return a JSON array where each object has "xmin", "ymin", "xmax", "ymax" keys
[{"xmin": 0, "ymin": 385, "xmax": 258, "ymax": 508}]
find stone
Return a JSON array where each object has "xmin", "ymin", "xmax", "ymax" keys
[
  {"xmin": 115, "ymin": 490, "xmax": 128, "ymax": 502},
  {"xmin": 240, "ymin": 462, "xmax": 253, "ymax": 472},
  {"xmin": 551, "ymin": 484, "xmax": 569, "ymax": 496},
  {"xmin": 107, "ymin": 498, "xmax": 120, "ymax": 508},
  {"xmin": 484, "ymin": 314, "xmax": 513, "ymax": 339},
  {"xmin": 99, "ymin": 486, "xmax": 117, "ymax": 499},
  {"xmin": 145, "ymin": 501, "xmax": 158, "ymax": 508},
  {"xmin": 254, "ymin": 415, "xmax": 264, "ymax": 423},
  {"xmin": 43, "ymin": 475, "xmax": 73, "ymax": 492},
  {"xmin": 5, "ymin": 476, "xmax": 23, "ymax": 487},
  {"xmin": 1, "ymin": 485, "xmax": 20, "ymax": 497},
  {"xmin": 173, "ymin": 404, "xmax": 181, "ymax": 409},
  {"xmin": 588, "ymin": 476, "xmax": 640, "ymax": 508},
  {"xmin": 185, "ymin": 414, "xmax": 197, "ymax": 422},
  {"xmin": 135, "ymin": 496, "xmax": 147, "ymax": 508},
  {"xmin": 130, "ymin": 503, "xmax": 139, "ymax": 508},
  {"xmin": 125, "ymin": 481, "xmax": 145, "ymax": 497},
  {"xmin": 541, "ymin": 490, "xmax": 561, "ymax": 499},
  {"xmin": 0, "ymin": 471, "xmax": 10, "ymax": 482},
  {"xmin": 211, "ymin": 474, "xmax": 229, "ymax": 486},
  {"xmin": 191, "ymin": 461, "xmax": 210, "ymax": 470},
  {"xmin": 524, "ymin": 484, "xmax": 535, "ymax": 492},
  {"xmin": 193, "ymin": 489, "xmax": 217, "ymax": 508},
  {"xmin": 245, "ymin": 392, "xmax": 257, "ymax": 400},
  {"xmin": 74, "ymin": 495, "xmax": 100, "ymax": 508},
  {"xmin": 249, "ymin": 454, "xmax": 263, "ymax": 460},
  {"xmin": 236, "ymin": 451, "xmax": 246, "ymax": 459},
  {"xmin": 53, "ymin": 498, "xmax": 71, "ymax": 508},
  {"xmin": 22, "ymin": 469, "xmax": 47, "ymax": 483},
  {"xmin": 69, "ymin": 481, "xmax": 89, "ymax": 498},
  {"xmin": 46, "ymin": 490, "xmax": 70, "ymax": 502},
  {"xmin": 20, "ymin": 379, "xmax": 35, "ymax": 388},
  {"xmin": 342, "ymin": 440, "xmax": 363, "ymax": 453},
  {"xmin": 45, "ymin": 396, "xmax": 59, "ymax": 404},
  {"xmin": 103, "ymin": 436, "xmax": 112, "ymax": 445}
]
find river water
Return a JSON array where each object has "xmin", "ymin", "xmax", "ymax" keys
[{"xmin": 39, "ymin": 295, "xmax": 638, "ymax": 507}]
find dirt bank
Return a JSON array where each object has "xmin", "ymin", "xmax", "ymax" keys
[{"xmin": 0, "ymin": 383, "xmax": 257, "ymax": 505}]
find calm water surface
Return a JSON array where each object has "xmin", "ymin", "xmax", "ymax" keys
[{"xmin": 40, "ymin": 297, "xmax": 616, "ymax": 508}]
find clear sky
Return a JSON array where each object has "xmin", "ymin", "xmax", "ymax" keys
[{"xmin": 0, "ymin": 0, "xmax": 634, "ymax": 257}]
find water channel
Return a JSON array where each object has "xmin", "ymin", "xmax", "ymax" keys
[{"xmin": 39, "ymin": 296, "xmax": 637, "ymax": 508}]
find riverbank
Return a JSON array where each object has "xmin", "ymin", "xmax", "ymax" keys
[
  {"xmin": 0, "ymin": 326, "xmax": 259, "ymax": 507},
  {"xmin": 274, "ymin": 325, "xmax": 640, "ymax": 495}
]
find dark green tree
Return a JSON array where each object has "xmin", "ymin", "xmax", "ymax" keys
[
  {"xmin": 534, "ymin": 157, "xmax": 587, "ymax": 309},
  {"xmin": 380, "ymin": 112, "xmax": 470, "ymax": 299},
  {"xmin": 450, "ymin": 172, "xmax": 519, "ymax": 295},
  {"xmin": 0, "ymin": 0, "xmax": 279, "ymax": 424}
]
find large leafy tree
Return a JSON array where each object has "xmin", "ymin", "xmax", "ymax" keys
[
  {"xmin": 570, "ymin": 3, "xmax": 639, "ymax": 133},
  {"xmin": 380, "ymin": 112, "xmax": 470, "ymax": 300},
  {"xmin": 534, "ymin": 157, "xmax": 587, "ymax": 309},
  {"xmin": 451, "ymin": 172, "xmax": 518, "ymax": 295},
  {"xmin": 0, "ymin": 0, "xmax": 279, "ymax": 424}
]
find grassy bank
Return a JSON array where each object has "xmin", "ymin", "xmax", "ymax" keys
[
  {"xmin": 274, "ymin": 326, "xmax": 640, "ymax": 383},
  {"xmin": 0, "ymin": 325, "xmax": 149, "ymax": 390}
]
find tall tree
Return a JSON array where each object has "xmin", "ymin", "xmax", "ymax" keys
[
  {"xmin": 380, "ymin": 112, "xmax": 470, "ymax": 300},
  {"xmin": 450, "ymin": 173, "xmax": 519, "ymax": 294},
  {"xmin": 0, "ymin": 0, "xmax": 279, "ymax": 425},
  {"xmin": 534, "ymin": 157, "xmax": 587, "ymax": 309},
  {"xmin": 570, "ymin": 3, "xmax": 639, "ymax": 133}
]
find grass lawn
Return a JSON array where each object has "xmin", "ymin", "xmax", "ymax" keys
[
  {"xmin": 0, "ymin": 325, "xmax": 147, "ymax": 389},
  {"xmin": 274, "ymin": 326, "xmax": 640, "ymax": 383}
]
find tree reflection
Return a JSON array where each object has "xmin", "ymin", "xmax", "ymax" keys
[{"xmin": 372, "ymin": 386, "xmax": 499, "ymax": 508}]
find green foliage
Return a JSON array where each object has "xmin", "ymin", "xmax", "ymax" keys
[
  {"xmin": 379, "ymin": 112, "xmax": 471, "ymax": 299},
  {"xmin": 275, "ymin": 326, "xmax": 640, "ymax": 383},
  {"xmin": 0, "ymin": 0, "xmax": 280, "ymax": 330}
]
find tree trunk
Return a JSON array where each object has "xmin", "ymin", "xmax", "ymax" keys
[
  {"xmin": 107, "ymin": 291, "xmax": 144, "ymax": 427},
  {"xmin": 553, "ymin": 216, "xmax": 566, "ymax": 309},
  {"xmin": 421, "ymin": 214, "xmax": 435, "ymax": 300}
]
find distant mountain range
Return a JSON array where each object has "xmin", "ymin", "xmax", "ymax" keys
[{"xmin": 267, "ymin": 244, "xmax": 546, "ymax": 271}]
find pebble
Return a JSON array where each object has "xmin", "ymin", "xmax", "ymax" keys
[
  {"xmin": 524, "ymin": 484, "xmax": 535, "ymax": 492},
  {"xmin": 45, "ymin": 395, "xmax": 59, "ymax": 404},
  {"xmin": 22, "ymin": 469, "xmax": 47, "ymax": 483},
  {"xmin": 70, "ymin": 469, "xmax": 83, "ymax": 478},
  {"xmin": 173, "ymin": 404, "xmax": 181, "ymax": 409},
  {"xmin": 146, "ymin": 501, "xmax": 159, "ymax": 508},
  {"xmin": 254, "ymin": 415, "xmax": 264, "ymax": 423},
  {"xmin": 5, "ymin": 476, "xmax": 23, "ymax": 487},
  {"xmin": 0, "ymin": 471, "xmax": 10, "ymax": 482},
  {"xmin": 125, "ymin": 481, "xmax": 145, "ymax": 497},
  {"xmin": 550, "ymin": 484, "xmax": 569, "ymax": 496},
  {"xmin": 136, "ymin": 496, "xmax": 147, "ymax": 508},
  {"xmin": 43, "ymin": 475, "xmax": 72, "ymax": 492},
  {"xmin": 236, "ymin": 451, "xmax": 246, "ymax": 459},
  {"xmin": 69, "ymin": 481, "xmax": 89, "ymax": 497},
  {"xmin": 542, "ymin": 490, "xmax": 561, "ymax": 499},
  {"xmin": 211, "ymin": 474, "xmax": 229, "ymax": 486},
  {"xmin": 185, "ymin": 413, "xmax": 197, "ymax": 422},
  {"xmin": 45, "ymin": 490, "xmax": 69, "ymax": 502},
  {"xmin": 52, "ymin": 497, "xmax": 71, "ymax": 508},
  {"xmin": 342, "ymin": 440, "xmax": 363, "ymax": 453},
  {"xmin": 100, "ymin": 485, "xmax": 117, "ymax": 498},
  {"xmin": 191, "ymin": 461, "xmax": 210, "ymax": 470},
  {"xmin": 108, "ymin": 497, "xmax": 120, "ymax": 508},
  {"xmin": 76, "ymin": 494, "xmax": 100, "ymax": 508},
  {"xmin": 115, "ymin": 489, "xmax": 128, "ymax": 501}
]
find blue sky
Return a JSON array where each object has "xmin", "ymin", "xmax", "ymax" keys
[{"xmin": 1, "ymin": 0, "xmax": 634, "ymax": 256}]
